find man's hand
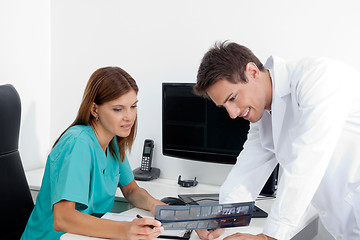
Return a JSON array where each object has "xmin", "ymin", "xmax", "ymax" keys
[
  {"xmin": 196, "ymin": 228, "xmax": 225, "ymax": 240},
  {"xmin": 223, "ymin": 233, "xmax": 276, "ymax": 240}
]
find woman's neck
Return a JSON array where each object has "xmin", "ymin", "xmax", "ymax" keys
[{"xmin": 90, "ymin": 123, "xmax": 113, "ymax": 153}]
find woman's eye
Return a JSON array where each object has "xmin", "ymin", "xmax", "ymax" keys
[
  {"xmin": 131, "ymin": 105, "xmax": 137, "ymax": 109},
  {"xmin": 113, "ymin": 108, "xmax": 122, "ymax": 112}
]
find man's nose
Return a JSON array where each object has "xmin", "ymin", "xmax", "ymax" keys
[{"xmin": 225, "ymin": 105, "xmax": 239, "ymax": 119}]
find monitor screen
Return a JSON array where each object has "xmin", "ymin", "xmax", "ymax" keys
[
  {"xmin": 162, "ymin": 82, "xmax": 249, "ymax": 165},
  {"xmin": 162, "ymin": 82, "xmax": 279, "ymax": 197}
]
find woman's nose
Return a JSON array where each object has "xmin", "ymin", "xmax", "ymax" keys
[{"xmin": 124, "ymin": 108, "xmax": 137, "ymax": 121}]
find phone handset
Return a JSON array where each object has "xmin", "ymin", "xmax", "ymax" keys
[
  {"xmin": 133, "ymin": 139, "xmax": 160, "ymax": 181},
  {"xmin": 140, "ymin": 139, "xmax": 154, "ymax": 171}
]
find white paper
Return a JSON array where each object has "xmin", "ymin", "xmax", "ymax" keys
[{"xmin": 102, "ymin": 213, "xmax": 188, "ymax": 237}]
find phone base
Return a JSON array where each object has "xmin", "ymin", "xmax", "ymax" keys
[{"xmin": 133, "ymin": 167, "xmax": 160, "ymax": 181}]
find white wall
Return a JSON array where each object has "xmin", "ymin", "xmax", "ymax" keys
[
  {"xmin": 50, "ymin": 0, "xmax": 360, "ymax": 185},
  {"xmin": 0, "ymin": 0, "xmax": 51, "ymax": 170},
  {"xmin": 2, "ymin": 0, "xmax": 360, "ymax": 187},
  {"xmin": 3, "ymin": 1, "xmax": 358, "ymax": 238}
]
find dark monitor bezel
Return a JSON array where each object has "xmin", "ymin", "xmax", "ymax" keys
[
  {"xmin": 162, "ymin": 82, "xmax": 249, "ymax": 165},
  {"xmin": 162, "ymin": 82, "xmax": 278, "ymax": 197}
]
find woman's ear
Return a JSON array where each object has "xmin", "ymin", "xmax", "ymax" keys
[{"xmin": 90, "ymin": 103, "xmax": 98, "ymax": 119}]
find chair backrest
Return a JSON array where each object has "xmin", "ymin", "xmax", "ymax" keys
[{"xmin": 0, "ymin": 84, "xmax": 34, "ymax": 239}]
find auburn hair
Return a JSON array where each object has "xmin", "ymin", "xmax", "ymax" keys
[{"xmin": 53, "ymin": 66, "xmax": 138, "ymax": 162}]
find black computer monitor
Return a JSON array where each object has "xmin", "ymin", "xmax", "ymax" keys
[
  {"xmin": 162, "ymin": 82, "xmax": 278, "ymax": 196},
  {"xmin": 162, "ymin": 82, "xmax": 249, "ymax": 164}
]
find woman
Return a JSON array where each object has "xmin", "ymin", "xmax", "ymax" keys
[{"xmin": 21, "ymin": 67, "xmax": 165, "ymax": 239}]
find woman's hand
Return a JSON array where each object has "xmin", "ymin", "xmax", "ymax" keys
[
  {"xmin": 125, "ymin": 217, "xmax": 164, "ymax": 240},
  {"xmin": 223, "ymin": 233, "xmax": 276, "ymax": 240},
  {"xmin": 196, "ymin": 228, "xmax": 225, "ymax": 240}
]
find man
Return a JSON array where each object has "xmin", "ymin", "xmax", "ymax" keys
[{"xmin": 194, "ymin": 41, "xmax": 360, "ymax": 240}]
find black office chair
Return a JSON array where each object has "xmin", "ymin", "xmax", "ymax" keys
[{"xmin": 0, "ymin": 84, "xmax": 34, "ymax": 239}]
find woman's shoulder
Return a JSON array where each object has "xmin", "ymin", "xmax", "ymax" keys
[
  {"xmin": 57, "ymin": 125, "xmax": 96, "ymax": 148},
  {"xmin": 66, "ymin": 124, "xmax": 91, "ymax": 135},
  {"xmin": 50, "ymin": 125, "xmax": 96, "ymax": 160}
]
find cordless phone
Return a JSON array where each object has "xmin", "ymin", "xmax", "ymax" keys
[
  {"xmin": 140, "ymin": 139, "xmax": 154, "ymax": 171},
  {"xmin": 133, "ymin": 139, "xmax": 160, "ymax": 181}
]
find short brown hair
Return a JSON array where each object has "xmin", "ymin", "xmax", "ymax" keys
[
  {"xmin": 54, "ymin": 67, "xmax": 138, "ymax": 162},
  {"xmin": 194, "ymin": 41, "xmax": 264, "ymax": 97}
]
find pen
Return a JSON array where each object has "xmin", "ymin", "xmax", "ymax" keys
[{"xmin": 136, "ymin": 214, "xmax": 155, "ymax": 229}]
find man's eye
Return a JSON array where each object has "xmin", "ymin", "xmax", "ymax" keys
[
  {"xmin": 229, "ymin": 96, "xmax": 236, "ymax": 102},
  {"xmin": 131, "ymin": 105, "xmax": 137, "ymax": 109}
]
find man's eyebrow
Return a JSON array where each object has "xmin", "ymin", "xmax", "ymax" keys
[
  {"xmin": 214, "ymin": 93, "xmax": 233, "ymax": 107},
  {"xmin": 222, "ymin": 93, "xmax": 233, "ymax": 105}
]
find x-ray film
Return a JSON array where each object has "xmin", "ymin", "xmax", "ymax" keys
[{"xmin": 155, "ymin": 201, "xmax": 254, "ymax": 230}]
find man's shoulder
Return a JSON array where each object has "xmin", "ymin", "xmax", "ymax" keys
[{"xmin": 288, "ymin": 56, "xmax": 352, "ymax": 73}]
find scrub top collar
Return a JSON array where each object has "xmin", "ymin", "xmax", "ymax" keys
[{"xmin": 87, "ymin": 125, "xmax": 112, "ymax": 159}]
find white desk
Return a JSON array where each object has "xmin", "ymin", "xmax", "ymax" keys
[
  {"xmin": 25, "ymin": 167, "xmax": 44, "ymax": 191},
  {"xmin": 61, "ymin": 201, "xmax": 318, "ymax": 240},
  {"xmin": 25, "ymin": 167, "xmax": 220, "ymax": 200},
  {"xmin": 25, "ymin": 167, "xmax": 221, "ymax": 209},
  {"xmin": 25, "ymin": 168, "xmax": 319, "ymax": 240}
]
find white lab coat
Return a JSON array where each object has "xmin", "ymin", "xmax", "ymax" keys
[{"xmin": 219, "ymin": 56, "xmax": 360, "ymax": 240}]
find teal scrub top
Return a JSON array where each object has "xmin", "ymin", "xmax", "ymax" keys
[{"xmin": 21, "ymin": 125, "xmax": 134, "ymax": 240}]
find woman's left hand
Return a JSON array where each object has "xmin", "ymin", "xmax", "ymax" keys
[{"xmin": 223, "ymin": 233, "xmax": 276, "ymax": 240}]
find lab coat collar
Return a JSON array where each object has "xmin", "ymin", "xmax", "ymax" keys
[
  {"xmin": 264, "ymin": 56, "xmax": 291, "ymax": 148},
  {"xmin": 264, "ymin": 56, "xmax": 291, "ymax": 97}
]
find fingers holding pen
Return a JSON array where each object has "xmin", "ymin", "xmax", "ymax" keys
[
  {"xmin": 131, "ymin": 217, "xmax": 164, "ymax": 239},
  {"xmin": 134, "ymin": 216, "xmax": 163, "ymax": 231}
]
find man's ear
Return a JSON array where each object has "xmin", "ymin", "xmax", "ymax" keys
[
  {"xmin": 245, "ymin": 62, "xmax": 260, "ymax": 80},
  {"xmin": 90, "ymin": 102, "xmax": 98, "ymax": 119}
]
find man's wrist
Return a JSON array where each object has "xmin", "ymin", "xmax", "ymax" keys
[{"xmin": 256, "ymin": 233, "xmax": 276, "ymax": 240}]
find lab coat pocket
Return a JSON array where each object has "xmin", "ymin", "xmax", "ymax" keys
[{"xmin": 345, "ymin": 183, "xmax": 360, "ymax": 226}]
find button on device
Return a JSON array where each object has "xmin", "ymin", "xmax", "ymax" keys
[{"xmin": 141, "ymin": 156, "xmax": 150, "ymax": 170}]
